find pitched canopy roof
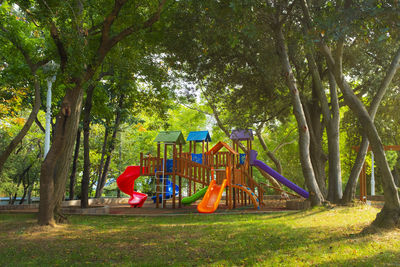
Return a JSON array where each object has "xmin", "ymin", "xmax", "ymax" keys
[
  {"xmin": 186, "ymin": 131, "xmax": 211, "ymax": 142},
  {"xmin": 206, "ymin": 141, "xmax": 239, "ymax": 155},
  {"xmin": 230, "ymin": 129, "xmax": 254, "ymax": 141},
  {"xmin": 154, "ymin": 131, "xmax": 186, "ymax": 145}
]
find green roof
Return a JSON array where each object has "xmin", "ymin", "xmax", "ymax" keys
[{"xmin": 154, "ymin": 131, "xmax": 186, "ymax": 145}]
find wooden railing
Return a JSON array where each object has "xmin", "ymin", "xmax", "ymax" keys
[
  {"xmin": 232, "ymin": 166, "xmax": 264, "ymax": 206},
  {"xmin": 140, "ymin": 155, "xmax": 162, "ymax": 176},
  {"xmin": 175, "ymin": 157, "xmax": 211, "ymax": 186},
  {"xmin": 206, "ymin": 152, "xmax": 231, "ymax": 168}
]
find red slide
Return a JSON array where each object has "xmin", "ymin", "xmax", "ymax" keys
[{"xmin": 117, "ymin": 166, "xmax": 148, "ymax": 208}]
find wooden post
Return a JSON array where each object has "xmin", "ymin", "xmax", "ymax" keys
[
  {"xmin": 228, "ymin": 157, "xmax": 233, "ymax": 209},
  {"xmin": 163, "ymin": 143, "xmax": 167, "ymax": 208},
  {"xmin": 156, "ymin": 143, "xmax": 161, "ymax": 208},
  {"xmin": 140, "ymin": 152, "xmax": 143, "ymax": 175},
  {"xmin": 172, "ymin": 144, "xmax": 176, "ymax": 209},
  {"xmin": 179, "ymin": 144, "xmax": 182, "ymax": 208},
  {"xmin": 189, "ymin": 142, "xmax": 192, "ymax": 197},
  {"xmin": 249, "ymin": 139, "xmax": 253, "ymax": 186}
]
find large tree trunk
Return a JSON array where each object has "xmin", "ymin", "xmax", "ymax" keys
[
  {"xmin": 273, "ymin": 22, "xmax": 324, "ymax": 206},
  {"xmin": 342, "ymin": 135, "xmax": 368, "ymax": 203},
  {"xmin": 69, "ymin": 128, "xmax": 81, "ymax": 200},
  {"xmin": 0, "ymin": 76, "xmax": 41, "ymax": 175},
  {"xmin": 301, "ymin": 22, "xmax": 341, "ymax": 201},
  {"xmin": 325, "ymin": 71, "xmax": 342, "ymax": 203},
  {"xmin": 303, "ymin": 98, "xmax": 328, "ymax": 198},
  {"xmin": 38, "ymin": 84, "xmax": 84, "ymax": 225}
]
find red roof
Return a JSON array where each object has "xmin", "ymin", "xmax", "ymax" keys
[{"xmin": 206, "ymin": 141, "xmax": 239, "ymax": 155}]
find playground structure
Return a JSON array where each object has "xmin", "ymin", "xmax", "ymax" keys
[{"xmin": 117, "ymin": 130, "xmax": 309, "ymax": 213}]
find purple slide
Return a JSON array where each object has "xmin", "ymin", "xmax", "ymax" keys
[{"xmin": 249, "ymin": 150, "xmax": 309, "ymax": 198}]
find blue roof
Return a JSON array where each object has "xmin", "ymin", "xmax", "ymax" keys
[{"xmin": 186, "ymin": 131, "xmax": 211, "ymax": 142}]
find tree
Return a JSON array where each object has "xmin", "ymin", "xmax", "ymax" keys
[
  {"xmin": 0, "ymin": 4, "xmax": 49, "ymax": 175},
  {"xmin": 4, "ymin": 0, "xmax": 168, "ymax": 225},
  {"xmin": 300, "ymin": 0, "xmax": 400, "ymax": 228}
]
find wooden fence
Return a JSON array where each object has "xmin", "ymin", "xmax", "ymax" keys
[{"xmin": 175, "ymin": 157, "xmax": 211, "ymax": 186}]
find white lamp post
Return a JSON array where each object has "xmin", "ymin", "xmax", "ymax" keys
[
  {"xmin": 371, "ymin": 152, "xmax": 375, "ymax": 196},
  {"xmin": 44, "ymin": 61, "xmax": 58, "ymax": 158}
]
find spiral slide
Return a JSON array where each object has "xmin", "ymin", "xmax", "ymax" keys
[{"xmin": 117, "ymin": 166, "xmax": 148, "ymax": 207}]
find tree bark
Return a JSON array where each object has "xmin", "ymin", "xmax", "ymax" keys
[
  {"xmin": 39, "ymin": 84, "xmax": 84, "ymax": 225},
  {"xmin": 303, "ymin": 98, "xmax": 328, "ymax": 198},
  {"xmin": 69, "ymin": 128, "xmax": 81, "ymax": 200},
  {"xmin": 326, "ymin": 71, "xmax": 342, "ymax": 203},
  {"xmin": 300, "ymin": 14, "xmax": 341, "ymax": 201},
  {"xmin": 272, "ymin": 21, "xmax": 324, "ymax": 206},
  {"xmin": 342, "ymin": 135, "xmax": 368, "ymax": 203}
]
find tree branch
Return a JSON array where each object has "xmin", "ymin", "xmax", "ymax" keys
[
  {"xmin": 179, "ymin": 102, "xmax": 212, "ymax": 116},
  {"xmin": 49, "ymin": 22, "xmax": 68, "ymax": 72},
  {"xmin": 35, "ymin": 117, "xmax": 46, "ymax": 133},
  {"xmin": 107, "ymin": 0, "xmax": 167, "ymax": 48},
  {"xmin": 100, "ymin": 0, "xmax": 128, "ymax": 45}
]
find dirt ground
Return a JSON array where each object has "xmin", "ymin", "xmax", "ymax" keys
[{"xmin": 108, "ymin": 198, "xmax": 289, "ymax": 215}]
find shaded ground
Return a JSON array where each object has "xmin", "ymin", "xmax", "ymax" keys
[{"xmin": 0, "ymin": 197, "xmax": 289, "ymax": 215}]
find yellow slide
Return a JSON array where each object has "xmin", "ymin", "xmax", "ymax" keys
[{"xmin": 197, "ymin": 179, "xmax": 227, "ymax": 213}]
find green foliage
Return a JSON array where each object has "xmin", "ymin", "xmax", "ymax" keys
[
  {"xmin": 0, "ymin": 110, "xmax": 43, "ymax": 198},
  {"xmin": 163, "ymin": 0, "xmax": 290, "ymax": 129}
]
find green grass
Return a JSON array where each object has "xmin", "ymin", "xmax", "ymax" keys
[{"xmin": 0, "ymin": 205, "xmax": 399, "ymax": 266}]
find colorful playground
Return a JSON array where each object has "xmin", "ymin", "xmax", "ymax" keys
[{"xmin": 116, "ymin": 129, "xmax": 309, "ymax": 214}]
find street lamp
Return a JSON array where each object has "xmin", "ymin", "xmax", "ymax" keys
[{"xmin": 43, "ymin": 61, "xmax": 58, "ymax": 158}]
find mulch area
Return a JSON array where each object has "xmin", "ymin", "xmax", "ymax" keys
[{"xmin": 108, "ymin": 198, "xmax": 288, "ymax": 215}]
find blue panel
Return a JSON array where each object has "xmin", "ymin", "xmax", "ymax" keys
[
  {"xmin": 166, "ymin": 159, "xmax": 174, "ymax": 172},
  {"xmin": 191, "ymin": 153, "xmax": 203, "ymax": 164},
  {"xmin": 239, "ymin": 154, "xmax": 247, "ymax": 164}
]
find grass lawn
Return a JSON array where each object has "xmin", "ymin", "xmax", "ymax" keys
[{"xmin": 0, "ymin": 205, "xmax": 399, "ymax": 266}]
